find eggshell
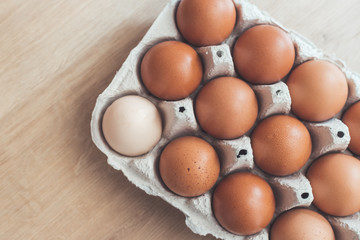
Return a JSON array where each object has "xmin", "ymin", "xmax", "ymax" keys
[
  {"xmin": 141, "ymin": 41, "xmax": 203, "ymax": 100},
  {"xmin": 159, "ymin": 136, "xmax": 220, "ymax": 197},
  {"xmin": 195, "ymin": 76, "xmax": 258, "ymax": 139},
  {"xmin": 233, "ymin": 25, "xmax": 295, "ymax": 85},
  {"xmin": 307, "ymin": 153, "xmax": 360, "ymax": 216},
  {"xmin": 212, "ymin": 172, "xmax": 275, "ymax": 236},
  {"xmin": 176, "ymin": 0, "xmax": 236, "ymax": 46},
  {"xmin": 342, "ymin": 101, "xmax": 360, "ymax": 155},
  {"xmin": 251, "ymin": 115, "xmax": 312, "ymax": 176},
  {"xmin": 270, "ymin": 208, "xmax": 335, "ymax": 240},
  {"xmin": 287, "ymin": 60, "xmax": 348, "ymax": 122},
  {"xmin": 102, "ymin": 95, "xmax": 162, "ymax": 157}
]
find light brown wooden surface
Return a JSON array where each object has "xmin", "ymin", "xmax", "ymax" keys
[{"xmin": 1, "ymin": 0, "xmax": 359, "ymax": 239}]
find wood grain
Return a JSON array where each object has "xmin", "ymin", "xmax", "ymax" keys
[{"xmin": 0, "ymin": 0, "xmax": 359, "ymax": 239}]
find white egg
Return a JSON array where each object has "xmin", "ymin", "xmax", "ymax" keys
[{"xmin": 102, "ymin": 95, "xmax": 162, "ymax": 157}]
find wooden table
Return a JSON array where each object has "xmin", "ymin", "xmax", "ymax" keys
[{"xmin": 1, "ymin": 0, "xmax": 359, "ymax": 239}]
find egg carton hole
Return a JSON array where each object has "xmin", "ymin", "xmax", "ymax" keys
[
  {"xmin": 237, "ymin": 149, "xmax": 248, "ymax": 158},
  {"xmin": 179, "ymin": 106, "xmax": 186, "ymax": 112},
  {"xmin": 301, "ymin": 192, "xmax": 310, "ymax": 199},
  {"xmin": 337, "ymin": 131, "xmax": 345, "ymax": 138}
]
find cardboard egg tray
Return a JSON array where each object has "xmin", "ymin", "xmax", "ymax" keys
[{"xmin": 90, "ymin": 0, "xmax": 360, "ymax": 239}]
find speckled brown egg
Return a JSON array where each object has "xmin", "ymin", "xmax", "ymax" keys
[
  {"xmin": 212, "ymin": 172, "xmax": 275, "ymax": 235},
  {"xmin": 233, "ymin": 24, "xmax": 295, "ymax": 84},
  {"xmin": 176, "ymin": 0, "xmax": 236, "ymax": 46},
  {"xmin": 251, "ymin": 115, "xmax": 312, "ymax": 176},
  {"xmin": 342, "ymin": 101, "xmax": 360, "ymax": 155},
  {"xmin": 307, "ymin": 153, "xmax": 360, "ymax": 216},
  {"xmin": 287, "ymin": 60, "xmax": 348, "ymax": 122},
  {"xmin": 270, "ymin": 208, "xmax": 335, "ymax": 240},
  {"xmin": 141, "ymin": 41, "xmax": 203, "ymax": 100},
  {"xmin": 159, "ymin": 136, "xmax": 220, "ymax": 197},
  {"xmin": 195, "ymin": 77, "xmax": 258, "ymax": 139}
]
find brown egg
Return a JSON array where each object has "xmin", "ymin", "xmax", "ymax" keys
[
  {"xmin": 212, "ymin": 172, "xmax": 275, "ymax": 235},
  {"xmin": 233, "ymin": 25, "xmax": 295, "ymax": 84},
  {"xmin": 342, "ymin": 101, "xmax": 360, "ymax": 155},
  {"xmin": 159, "ymin": 136, "xmax": 220, "ymax": 197},
  {"xmin": 251, "ymin": 115, "xmax": 312, "ymax": 176},
  {"xmin": 195, "ymin": 77, "xmax": 258, "ymax": 139},
  {"xmin": 287, "ymin": 60, "xmax": 348, "ymax": 122},
  {"xmin": 176, "ymin": 0, "xmax": 236, "ymax": 46},
  {"xmin": 141, "ymin": 41, "xmax": 203, "ymax": 100},
  {"xmin": 307, "ymin": 153, "xmax": 360, "ymax": 216},
  {"xmin": 270, "ymin": 208, "xmax": 335, "ymax": 240}
]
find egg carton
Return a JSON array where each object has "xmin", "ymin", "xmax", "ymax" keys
[{"xmin": 90, "ymin": 0, "xmax": 360, "ymax": 239}]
